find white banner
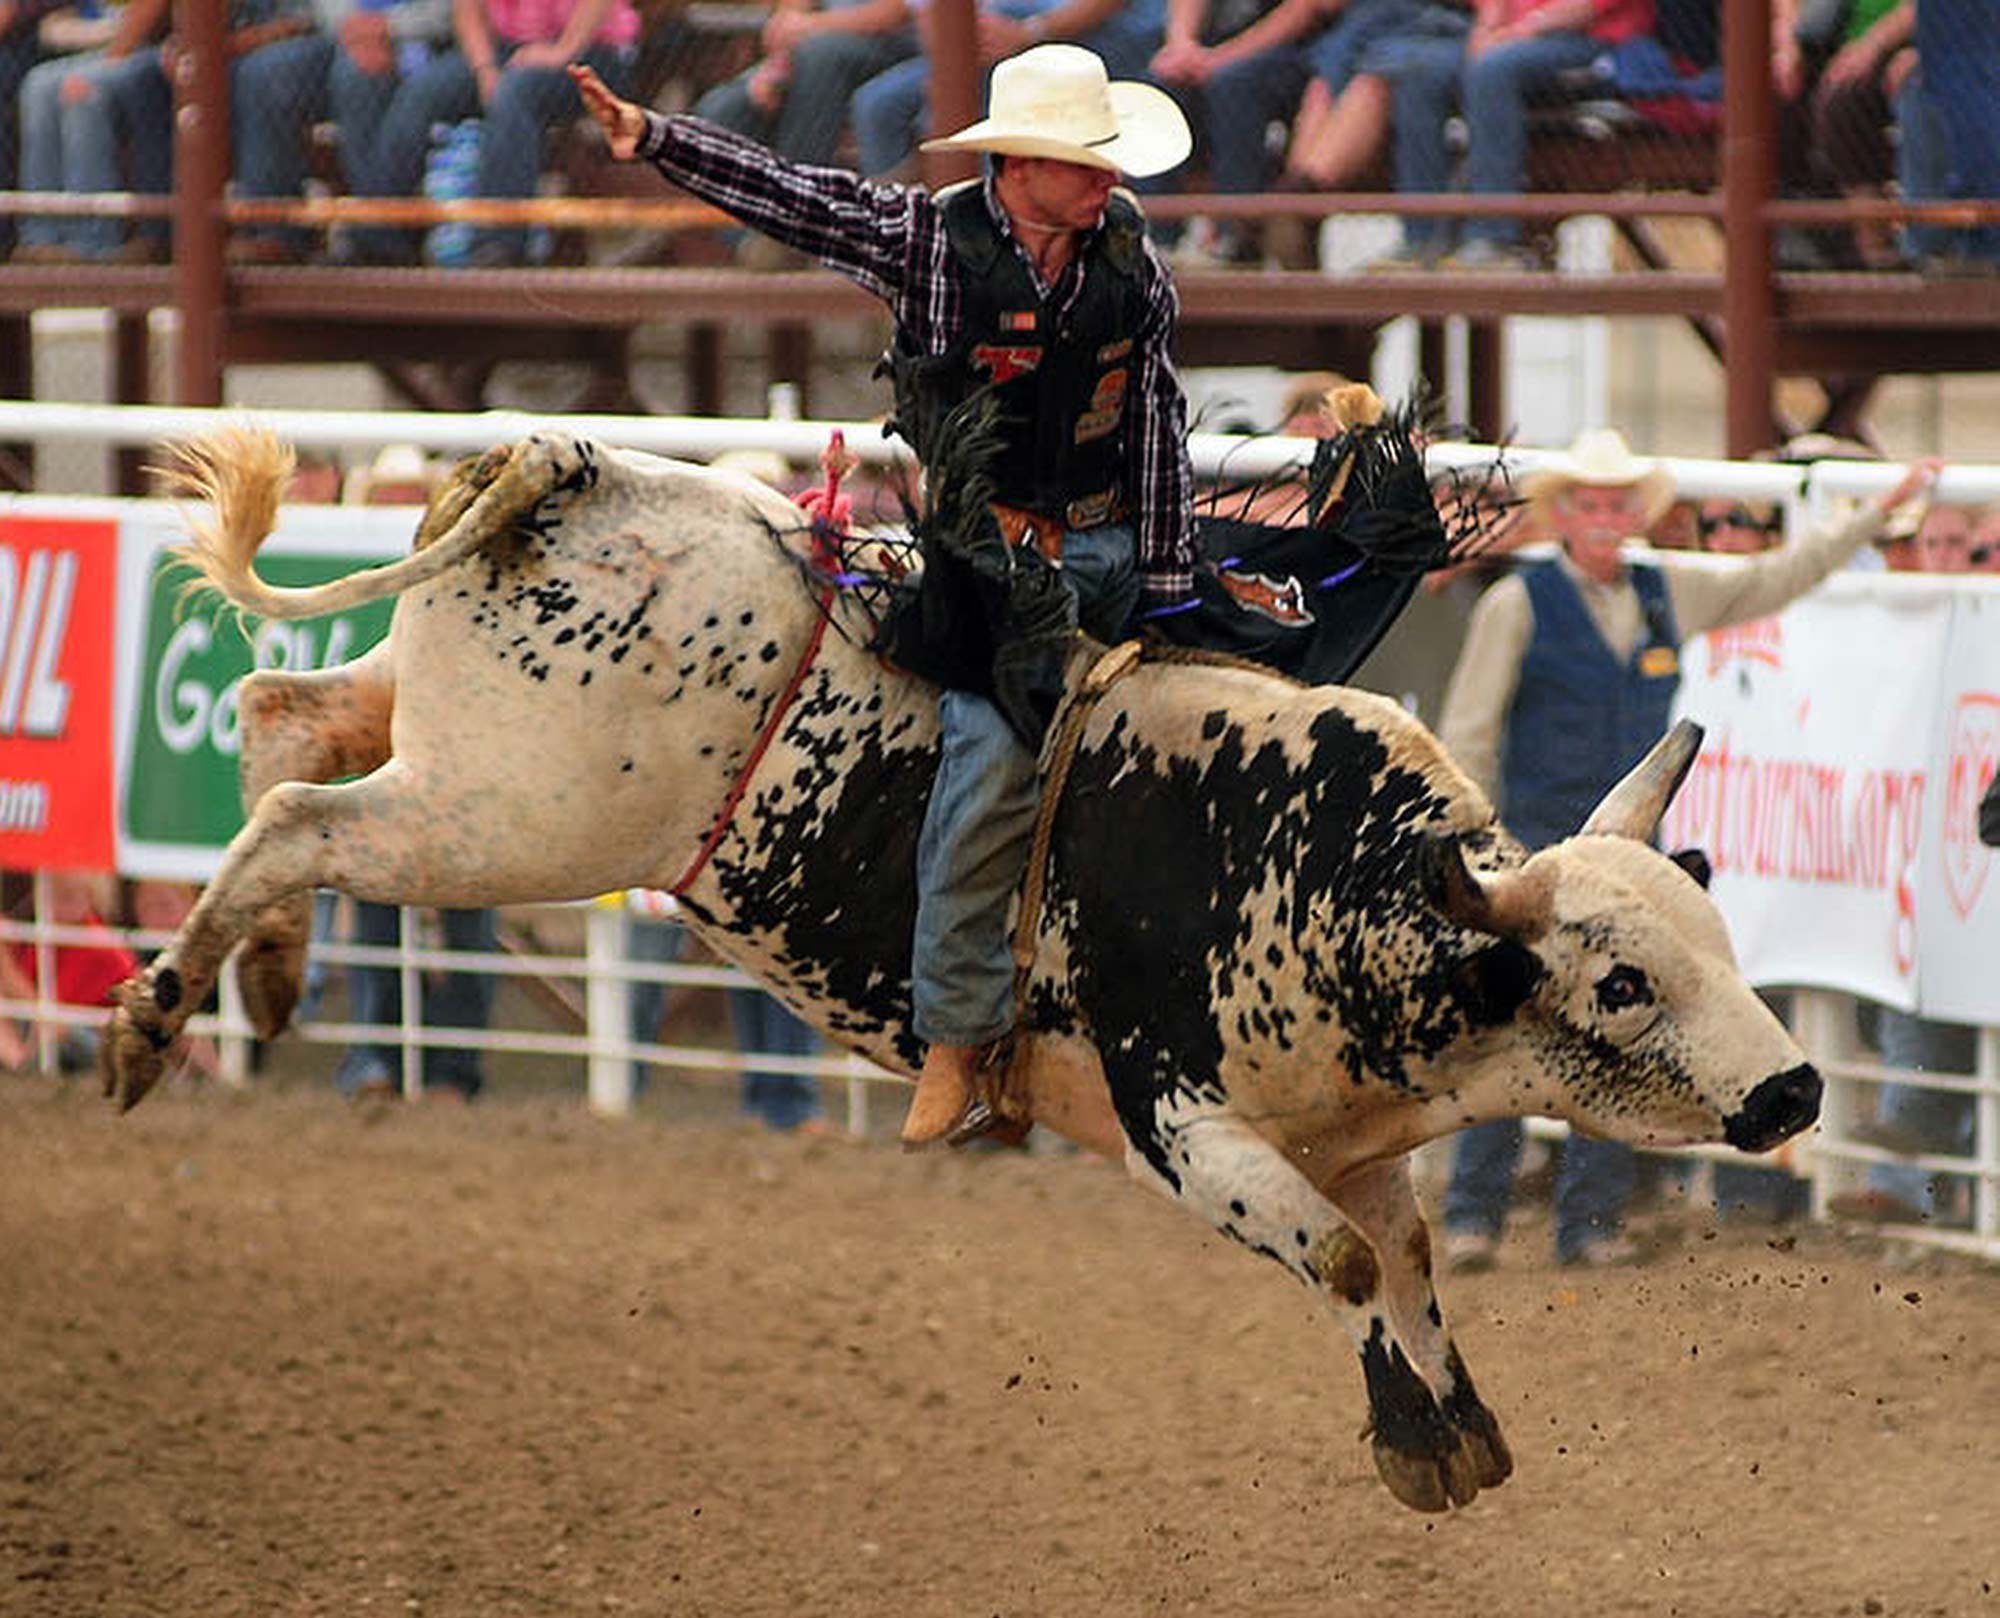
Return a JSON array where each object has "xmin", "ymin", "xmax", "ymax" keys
[{"xmin": 1665, "ymin": 575, "xmax": 1999, "ymax": 1017}]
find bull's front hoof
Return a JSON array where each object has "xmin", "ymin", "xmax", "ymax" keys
[
  {"xmin": 1372, "ymin": 1433, "xmax": 1482, "ymax": 1514},
  {"xmin": 1445, "ymin": 1398, "xmax": 1514, "ymax": 1491},
  {"xmin": 100, "ymin": 982, "xmax": 170, "ymax": 1113}
]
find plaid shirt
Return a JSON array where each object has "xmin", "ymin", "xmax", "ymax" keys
[{"xmin": 639, "ymin": 112, "xmax": 1196, "ymax": 606}]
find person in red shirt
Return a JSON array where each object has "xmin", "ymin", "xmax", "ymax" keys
[{"xmin": 1, "ymin": 870, "xmax": 139, "ymax": 1074}]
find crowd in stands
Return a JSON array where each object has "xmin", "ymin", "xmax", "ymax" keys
[{"xmin": 0, "ymin": 0, "xmax": 1991, "ymax": 272}]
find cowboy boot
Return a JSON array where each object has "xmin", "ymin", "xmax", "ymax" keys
[{"xmin": 902, "ymin": 1041, "xmax": 981, "ymax": 1147}]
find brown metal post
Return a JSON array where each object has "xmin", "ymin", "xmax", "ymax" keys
[
  {"xmin": 0, "ymin": 316, "xmax": 32, "ymax": 491},
  {"xmin": 113, "ymin": 315, "xmax": 152, "ymax": 495},
  {"xmin": 172, "ymin": 0, "xmax": 228, "ymax": 406},
  {"xmin": 1720, "ymin": 0, "xmax": 1776, "ymax": 456},
  {"xmin": 921, "ymin": 0, "xmax": 981, "ymax": 190},
  {"xmin": 1467, "ymin": 321, "xmax": 1504, "ymax": 443}
]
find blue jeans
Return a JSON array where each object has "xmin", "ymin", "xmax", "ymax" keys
[
  {"xmin": 343, "ymin": 41, "xmax": 632, "ymax": 264},
  {"xmin": 18, "ymin": 46, "xmax": 171, "ymax": 256},
  {"xmin": 911, "ymin": 523, "xmax": 1138, "ymax": 1047},
  {"xmin": 233, "ymin": 31, "xmax": 340, "ymax": 252},
  {"xmin": 1203, "ymin": 46, "xmax": 1310, "ymax": 194},
  {"xmin": 627, "ymin": 917, "xmax": 825, "ymax": 1129},
  {"xmin": 1867, "ymin": 1011, "xmax": 1977, "ymax": 1217},
  {"xmin": 1382, "ymin": 26, "xmax": 1597, "ymax": 250},
  {"xmin": 853, "ymin": 0, "xmax": 1162, "ymax": 177},
  {"xmin": 1444, "ymin": 1119, "xmax": 1636, "ymax": 1264},
  {"xmin": 696, "ymin": 24, "xmax": 918, "ymax": 165},
  {"xmin": 0, "ymin": 26, "xmax": 49, "ymax": 254},
  {"xmin": 332, "ymin": 903, "xmax": 496, "ymax": 1098},
  {"xmin": 1913, "ymin": 0, "xmax": 2000, "ymax": 263}
]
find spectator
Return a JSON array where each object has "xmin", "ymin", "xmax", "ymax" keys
[
  {"xmin": 627, "ymin": 909, "xmax": 829, "ymax": 1132},
  {"xmin": 231, "ymin": 0, "xmax": 457, "ymax": 265},
  {"xmin": 691, "ymin": 0, "xmax": 918, "ymax": 169},
  {"xmin": 1693, "ymin": 496, "xmax": 1784, "ymax": 554},
  {"xmin": 1903, "ymin": 0, "xmax": 2000, "ymax": 275},
  {"xmin": 850, "ymin": 0, "xmax": 1165, "ymax": 179},
  {"xmin": 1272, "ymin": 0, "xmax": 1471, "ymax": 194},
  {"xmin": 328, "ymin": 443, "xmax": 499, "ymax": 1102},
  {"xmin": 571, "ymin": 45, "xmax": 1197, "ymax": 1145},
  {"xmin": 333, "ymin": 0, "xmax": 638, "ymax": 269},
  {"xmin": 0, "ymin": 870, "xmax": 139, "ymax": 1075},
  {"xmin": 1970, "ymin": 504, "xmax": 2000, "ymax": 572},
  {"xmin": 1370, "ymin": 0, "xmax": 1652, "ymax": 270},
  {"xmin": 1828, "ymin": 492, "xmax": 1979, "ymax": 1228},
  {"xmin": 0, "ymin": 1, "xmax": 74, "ymax": 260},
  {"xmin": 1150, "ymin": 0, "xmax": 1326, "ymax": 266},
  {"xmin": 1435, "ymin": 426, "xmax": 1941, "ymax": 1271},
  {"xmin": 11, "ymin": 0, "xmax": 172, "ymax": 264}
]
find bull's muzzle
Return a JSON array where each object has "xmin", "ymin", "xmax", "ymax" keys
[{"xmin": 1723, "ymin": 1063, "xmax": 1823, "ymax": 1152}]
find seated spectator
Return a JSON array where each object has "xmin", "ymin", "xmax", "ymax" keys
[
  {"xmin": 11, "ymin": 0, "xmax": 172, "ymax": 264},
  {"xmin": 1901, "ymin": 0, "xmax": 2000, "ymax": 275},
  {"xmin": 0, "ymin": 870, "xmax": 139, "ymax": 1075},
  {"xmin": 691, "ymin": 0, "xmax": 918, "ymax": 169},
  {"xmin": 1271, "ymin": 0, "xmax": 1470, "ymax": 199},
  {"xmin": 334, "ymin": 0, "xmax": 638, "ymax": 269},
  {"xmin": 1797, "ymin": 0, "xmax": 1914, "ymax": 271},
  {"xmin": 0, "ymin": 1, "xmax": 71, "ymax": 259},
  {"xmin": 851, "ymin": 0, "xmax": 1164, "ymax": 179},
  {"xmin": 231, "ymin": 0, "xmax": 457, "ymax": 265},
  {"xmin": 1694, "ymin": 496, "xmax": 1784, "ymax": 554},
  {"xmin": 1970, "ymin": 505, "xmax": 2000, "ymax": 573},
  {"xmin": 1370, "ymin": 0, "xmax": 1651, "ymax": 271},
  {"xmin": 1150, "ymin": 0, "xmax": 1325, "ymax": 266}
]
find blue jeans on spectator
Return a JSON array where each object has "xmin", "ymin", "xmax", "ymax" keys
[
  {"xmin": 0, "ymin": 25, "xmax": 50, "ymax": 256},
  {"xmin": 627, "ymin": 915, "xmax": 825, "ymax": 1129},
  {"xmin": 18, "ymin": 46, "xmax": 171, "ymax": 258},
  {"xmin": 696, "ymin": 18, "xmax": 917, "ymax": 165},
  {"xmin": 332, "ymin": 903, "xmax": 496, "ymax": 1099},
  {"xmin": 233, "ymin": 30, "xmax": 341, "ymax": 256},
  {"xmin": 1203, "ymin": 46, "xmax": 1311, "ymax": 196},
  {"xmin": 911, "ymin": 524, "xmax": 1137, "ymax": 1047},
  {"xmin": 1913, "ymin": 0, "xmax": 2000, "ymax": 264},
  {"xmin": 1444, "ymin": 1120, "xmax": 1636, "ymax": 1265},
  {"xmin": 1866, "ymin": 1011, "xmax": 1977, "ymax": 1219},
  {"xmin": 853, "ymin": 0, "xmax": 1162, "ymax": 177},
  {"xmin": 341, "ymin": 41, "xmax": 632, "ymax": 266},
  {"xmin": 1381, "ymin": 25, "xmax": 1597, "ymax": 253}
]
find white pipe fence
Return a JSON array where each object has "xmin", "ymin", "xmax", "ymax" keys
[{"xmin": 4, "ymin": 400, "xmax": 1999, "ymax": 1261}]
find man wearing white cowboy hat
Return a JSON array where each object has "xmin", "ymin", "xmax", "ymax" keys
[
  {"xmin": 1433, "ymin": 425, "xmax": 1941, "ymax": 1273},
  {"xmin": 570, "ymin": 46, "xmax": 1197, "ymax": 1146}
]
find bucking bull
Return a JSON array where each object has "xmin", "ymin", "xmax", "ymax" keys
[{"xmin": 103, "ymin": 428, "xmax": 1821, "ymax": 1515}]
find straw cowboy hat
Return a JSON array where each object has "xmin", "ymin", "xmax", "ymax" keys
[
  {"xmin": 921, "ymin": 43, "xmax": 1192, "ymax": 178},
  {"xmin": 1522, "ymin": 427, "xmax": 1676, "ymax": 530}
]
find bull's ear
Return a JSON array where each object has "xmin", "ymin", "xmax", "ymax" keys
[
  {"xmin": 1419, "ymin": 831, "xmax": 1552, "ymax": 941},
  {"xmin": 1453, "ymin": 940, "xmax": 1545, "ymax": 1027},
  {"xmin": 1580, "ymin": 719, "xmax": 1704, "ymax": 841},
  {"xmin": 1669, "ymin": 846, "xmax": 1713, "ymax": 889}
]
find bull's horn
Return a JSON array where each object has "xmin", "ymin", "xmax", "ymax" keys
[
  {"xmin": 1580, "ymin": 719, "xmax": 1705, "ymax": 841},
  {"xmin": 1420, "ymin": 832, "xmax": 1553, "ymax": 941}
]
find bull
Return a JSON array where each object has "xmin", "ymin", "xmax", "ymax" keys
[{"xmin": 102, "ymin": 429, "xmax": 1822, "ymax": 1514}]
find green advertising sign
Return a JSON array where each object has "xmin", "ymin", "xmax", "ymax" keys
[{"xmin": 124, "ymin": 553, "xmax": 394, "ymax": 849}]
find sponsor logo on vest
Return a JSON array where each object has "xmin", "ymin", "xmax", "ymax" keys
[
  {"xmin": 970, "ymin": 342, "xmax": 1043, "ymax": 384},
  {"xmin": 1942, "ymin": 691, "xmax": 2000, "ymax": 920},
  {"xmin": 1002, "ymin": 309, "xmax": 1038, "ymax": 332},
  {"xmin": 1074, "ymin": 366, "xmax": 1128, "ymax": 444},
  {"xmin": 1219, "ymin": 568, "xmax": 1314, "ymax": 627}
]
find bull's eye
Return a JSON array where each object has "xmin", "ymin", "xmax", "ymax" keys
[{"xmin": 1595, "ymin": 964, "xmax": 1654, "ymax": 1013}]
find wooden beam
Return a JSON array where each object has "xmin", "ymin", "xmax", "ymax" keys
[
  {"xmin": 1720, "ymin": 0, "xmax": 1777, "ymax": 454},
  {"xmin": 171, "ymin": 0, "xmax": 228, "ymax": 406}
]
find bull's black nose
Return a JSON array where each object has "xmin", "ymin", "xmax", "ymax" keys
[{"xmin": 1724, "ymin": 1063, "xmax": 1823, "ymax": 1152}]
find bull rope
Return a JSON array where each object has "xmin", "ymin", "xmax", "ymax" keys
[{"xmin": 667, "ymin": 441, "xmax": 855, "ymax": 899}]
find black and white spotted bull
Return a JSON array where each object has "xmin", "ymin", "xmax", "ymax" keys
[{"xmin": 103, "ymin": 429, "xmax": 1822, "ymax": 1515}]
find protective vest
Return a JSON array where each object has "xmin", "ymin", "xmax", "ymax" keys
[
  {"xmin": 1498, "ymin": 559, "xmax": 1682, "ymax": 852},
  {"xmin": 886, "ymin": 179, "xmax": 1150, "ymax": 524}
]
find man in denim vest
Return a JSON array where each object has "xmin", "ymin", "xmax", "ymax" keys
[{"xmin": 1435, "ymin": 427, "xmax": 1939, "ymax": 1270}]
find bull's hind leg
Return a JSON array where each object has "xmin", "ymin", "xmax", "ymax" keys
[
  {"xmin": 1321, "ymin": 1160, "xmax": 1513, "ymax": 1496},
  {"xmin": 104, "ymin": 763, "xmax": 480, "ymax": 1111},
  {"xmin": 1124, "ymin": 1105, "xmax": 1484, "ymax": 1514},
  {"xmin": 232, "ymin": 651, "xmax": 395, "ymax": 1038}
]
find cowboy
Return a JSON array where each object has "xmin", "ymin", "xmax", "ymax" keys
[
  {"xmin": 569, "ymin": 45, "xmax": 1198, "ymax": 1146},
  {"xmin": 1434, "ymin": 426, "xmax": 1941, "ymax": 1272}
]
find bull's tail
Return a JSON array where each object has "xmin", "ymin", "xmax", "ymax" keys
[{"xmin": 163, "ymin": 428, "xmax": 547, "ymax": 622}]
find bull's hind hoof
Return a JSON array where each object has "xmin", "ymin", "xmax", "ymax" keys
[
  {"xmin": 1372, "ymin": 1433, "xmax": 1482, "ymax": 1514},
  {"xmin": 236, "ymin": 939, "xmax": 302, "ymax": 1040}
]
